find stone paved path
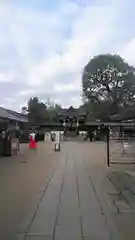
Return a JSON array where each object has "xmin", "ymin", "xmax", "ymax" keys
[{"xmin": 13, "ymin": 142, "xmax": 135, "ymax": 239}]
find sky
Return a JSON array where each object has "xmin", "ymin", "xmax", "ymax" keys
[{"xmin": 0, "ymin": 0, "xmax": 135, "ymax": 111}]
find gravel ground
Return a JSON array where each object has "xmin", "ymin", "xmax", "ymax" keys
[{"xmin": 0, "ymin": 142, "xmax": 60, "ymax": 238}]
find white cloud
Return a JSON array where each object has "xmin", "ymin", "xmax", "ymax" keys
[
  {"xmin": 0, "ymin": 72, "xmax": 14, "ymax": 83},
  {"xmin": 0, "ymin": 0, "xmax": 135, "ymax": 110},
  {"xmin": 19, "ymin": 89, "xmax": 37, "ymax": 96},
  {"xmin": 23, "ymin": 3, "xmax": 120, "ymax": 88},
  {"xmin": 121, "ymin": 38, "xmax": 135, "ymax": 65}
]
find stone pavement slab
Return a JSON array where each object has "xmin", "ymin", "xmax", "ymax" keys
[
  {"xmin": 109, "ymin": 172, "xmax": 129, "ymax": 192},
  {"xmin": 54, "ymin": 225, "xmax": 82, "ymax": 240},
  {"xmin": 75, "ymin": 160, "xmax": 102, "ymax": 217},
  {"xmin": 25, "ymin": 142, "xmax": 117, "ymax": 239},
  {"xmin": 107, "ymin": 171, "xmax": 135, "ymax": 213},
  {"xmin": 104, "ymin": 194, "xmax": 119, "ymax": 213},
  {"xmin": 57, "ymin": 206, "xmax": 80, "ymax": 226},
  {"xmin": 56, "ymin": 151, "xmax": 81, "ymax": 228},
  {"xmin": 28, "ymin": 212, "xmax": 56, "ymax": 235},
  {"xmin": 8, "ymin": 235, "xmax": 25, "ymax": 240},
  {"xmin": 82, "ymin": 214, "xmax": 110, "ymax": 239},
  {"xmin": 122, "ymin": 190, "xmax": 135, "ymax": 208},
  {"xmin": 112, "ymin": 212, "xmax": 135, "ymax": 240},
  {"xmin": 114, "ymin": 199, "xmax": 132, "ymax": 212},
  {"xmin": 26, "ymin": 236, "xmax": 52, "ymax": 240},
  {"xmin": 4, "ymin": 141, "xmax": 135, "ymax": 239},
  {"xmin": 79, "ymin": 152, "xmax": 120, "ymax": 239},
  {"xmin": 28, "ymin": 157, "xmax": 65, "ymax": 236},
  {"xmin": 119, "ymin": 173, "xmax": 135, "ymax": 194}
]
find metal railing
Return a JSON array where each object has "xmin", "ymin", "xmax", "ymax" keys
[{"xmin": 107, "ymin": 127, "xmax": 135, "ymax": 166}]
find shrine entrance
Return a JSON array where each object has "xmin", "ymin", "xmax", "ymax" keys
[{"xmin": 57, "ymin": 106, "xmax": 86, "ymax": 138}]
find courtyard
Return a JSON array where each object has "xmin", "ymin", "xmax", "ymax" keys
[{"xmin": 0, "ymin": 141, "xmax": 135, "ymax": 239}]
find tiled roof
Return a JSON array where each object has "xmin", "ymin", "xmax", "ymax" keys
[
  {"xmin": 57, "ymin": 106, "xmax": 86, "ymax": 117},
  {"xmin": 0, "ymin": 107, "xmax": 28, "ymax": 122},
  {"xmin": 6, "ymin": 109, "xmax": 28, "ymax": 122}
]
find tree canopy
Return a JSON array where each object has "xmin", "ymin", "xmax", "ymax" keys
[
  {"xmin": 82, "ymin": 54, "xmax": 135, "ymax": 120},
  {"xmin": 27, "ymin": 97, "xmax": 61, "ymax": 123},
  {"xmin": 22, "ymin": 54, "xmax": 135, "ymax": 124}
]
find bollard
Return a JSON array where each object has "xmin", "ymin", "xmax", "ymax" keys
[
  {"xmin": 54, "ymin": 132, "xmax": 61, "ymax": 151},
  {"xmin": 54, "ymin": 142, "xmax": 61, "ymax": 151}
]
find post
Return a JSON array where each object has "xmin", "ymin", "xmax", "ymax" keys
[
  {"xmin": 76, "ymin": 121, "xmax": 79, "ymax": 135},
  {"xmin": 106, "ymin": 127, "xmax": 110, "ymax": 167},
  {"xmin": 54, "ymin": 131, "xmax": 61, "ymax": 151}
]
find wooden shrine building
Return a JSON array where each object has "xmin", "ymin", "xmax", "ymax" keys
[
  {"xmin": 57, "ymin": 106, "xmax": 86, "ymax": 124},
  {"xmin": 56, "ymin": 106, "xmax": 86, "ymax": 136},
  {"xmin": 0, "ymin": 107, "xmax": 28, "ymax": 156},
  {"xmin": 0, "ymin": 107, "xmax": 28, "ymax": 130}
]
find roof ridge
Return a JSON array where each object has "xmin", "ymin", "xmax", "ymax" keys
[{"xmin": 0, "ymin": 106, "xmax": 28, "ymax": 122}]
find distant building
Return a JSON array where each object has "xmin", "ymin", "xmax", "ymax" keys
[
  {"xmin": 111, "ymin": 107, "xmax": 135, "ymax": 122},
  {"xmin": 57, "ymin": 106, "xmax": 86, "ymax": 124},
  {"xmin": 0, "ymin": 107, "xmax": 28, "ymax": 131},
  {"xmin": 56, "ymin": 106, "xmax": 86, "ymax": 137}
]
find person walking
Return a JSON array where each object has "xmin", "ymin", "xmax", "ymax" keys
[{"xmin": 29, "ymin": 131, "xmax": 37, "ymax": 149}]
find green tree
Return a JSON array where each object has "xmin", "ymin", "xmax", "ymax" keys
[
  {"xmin": 82, "ymin": 54, "xmax": 135, "ymax": 120},
  {"xmin": 47, "ymin": 103, "xmax": 61, "ymax": 122},
  {"xmin": 28, "ymin": 97, "xmax": 47, "ymax": 123},
  {"xmin": 27, "ymin": 97, "xmax": 61, "ymax": 123}
]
